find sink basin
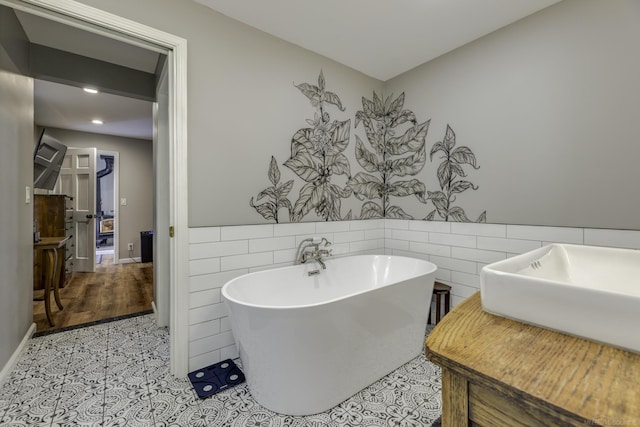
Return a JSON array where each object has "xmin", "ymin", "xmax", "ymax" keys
[{"xmin": 480, "ymin": 244, "xmax": 640, "ymax": 354}]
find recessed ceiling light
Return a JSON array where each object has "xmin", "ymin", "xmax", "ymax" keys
[
  {"xmin": 91, "ymin": 119, "xmax": 104, "ymax": 125},
  {"xmin": 83, "ymin": 87, "xmax": 99, "ymax": 94}
]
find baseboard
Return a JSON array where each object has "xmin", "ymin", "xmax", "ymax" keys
[
  {"xmin": 119, "ymin": 257, "xmax": 142, "ymax": 264},
  {"xmin": 0, "ymin": 323, "xmax": 36, "ymax": 385}
]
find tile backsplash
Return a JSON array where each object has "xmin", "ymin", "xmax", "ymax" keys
[
  {"xmin": 187, "ymin": 220, "xmax": 640, "ymax": 371},
  {"xmin": 187, "ymin": 219, "xmax": 385, "ymax": 371}
]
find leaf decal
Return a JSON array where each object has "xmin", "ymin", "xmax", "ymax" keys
[
  {"xmin": 352, "ymin": 91, "xmax": 429, "ymax": 217},
  {"xmin": 318, "ymin": 70, "xmax": 325, "ymax": 91},
  {"xmin": 388, "ymin": 180, "xmax": 426, "ymax": 197},
  {"xmin": 250, "ymin": 156, "xmax": 293, "ymax": 223},
  {"xmin": 329, "ymin": 153, "xmax": 351, "ymax": 177},
  {"xmin": 437, "ymin": 161, "xmax": 452, "ymax": 190},
  {"xmin": 284, "ymin": 153, "xmax": 320, "ymax": 182},
  {"xmin": 324, "ymin": 91, "xmax": 345, "ymax": 111},
  {"xmin": 450, "ymin": 180, "xmax": 478, "ymax": 194},
  {"xmin": 295, "ymin": 70, "xmax": 346, "ymax": 113},
  {"xmin": 268, "ymin": 156, "xmax": 280, "ymax": 186},
  {"xmin": 386, "ymin": 206, "xmax": 414, "ymax": 219},
  {"xmin": 443, "ymin": 125, "xmax": 456, "ymax": 151},
  {"xmin": 356, "ymin": 111, "xmax": 383, "ymax": 153},
  {"xmin": 256, "ymin": 187, "xmax": 277, "ymax": 201},
  {"xmin": 250, "ymin": 198, "xmax": 276, "ymax": 221},
  {"xmin": 386, "ymin": 120, "xmax": 430, "ymax": 155},
  {"xmin": 372, "ymin": 92, "xmax": 383, "ymax": 115},
  {"xmin": 292, "ymin": 182, "xmax": 323, "ymax": 221},
  {"xmin": 395, "ymin": 109, "xmax": 416, "ymax": 126},
  {"xmin": 295, "ymin": 83, "xmax": 320, "ymax": 104},
  {"xmin": 425, "ymin": 210, "xmax": 436, "ymax": 221},
  {"xmin": 359, "ymin": 201, "xmax": 383, "ymax": 219},
  {"xmin": 291, "ymin": 128, "xmax": 315, "ymax": 157},
  {"xmin": 284, "ymin": 70, "xmax": 352, "ymax": 221},
  {"xmin": 427, "ymin": 191, "xmax": 448, "ymax": 219},
  {"xmin": 450, "ymin": 162, "xmax": 466, "ymax": 178},
  {"xmin": 450, "ymin": 146, "xmax": 479, "ymax": 169},
  {"xmin": 362, "ymin": 96, "xmax": 376, "ymax": 118},
  {"xmin": 277, "ymin": 179, "xmax": 294, "ymax": 199},
  {"xmin": 447, "ymin": 206, "xmax": 471, "ymax": 222},
  {"xmin": 324, "ymin": 188, "xmax": 343, "ymax": 221},
  {"xmin": 355, "ymin": 136, "xmax": 379, "ymax": 173},
  {"xmin": 389, "ymin": 147, "xmax": 426, "ymax": 178},
  {"xmin": 388, "ymin": 92, "xmax": 405, "ymax": 118},
  {"xmin": 348, "ymin": 173, "xmax": 383, "ymax": 200},
  {"xmin": 429, "ymin": 141, "xmax": 445, "ymax": 160},
  {"xmin": 425, "ymin": 124, "xmax": 485, "ymax": 223},
  {"xmin": 329, "ymin": 119, "xmax": 351, "ymax": 154},
  {"xmin": 330, "ymin": 183, "xmax": 352, "ymax": 199}
]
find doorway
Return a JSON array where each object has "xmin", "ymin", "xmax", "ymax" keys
[
  {"xmin": 2, "ymin": 0, "xmax": 190, "ymax": 376},
  {"xmin": 96, "ymin": 151, "xmax": 117, "ymax": 265}
]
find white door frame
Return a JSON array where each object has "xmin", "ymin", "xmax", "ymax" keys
[{"xmin": 3, "ymin": 0, "xmax": 190, "ymax": 377}]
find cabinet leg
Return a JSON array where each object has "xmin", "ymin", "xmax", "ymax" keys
[
  {"xmin": 53, "ymin": 247, "xmax": 64, "ymax": 310},
  {"xmin": 441, "ymin": 367, "xmax": 469, "ymax": 426},
  {"xmin": 44, "ymin": 249, "xmax": 56, "ymax": 327}
]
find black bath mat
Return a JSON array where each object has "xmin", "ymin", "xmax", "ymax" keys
[{"xmin": 188, "ymin": 358, "xmax": 245, "ymax": 399}]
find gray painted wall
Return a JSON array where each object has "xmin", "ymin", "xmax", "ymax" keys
[
  {"xmin": 0, "ymin": 5, "xmax": 29, "ymax": 74},
  {"xmin": 74, "ymin": 0, "xmax": 640, "ymax": 230},
  {"xmin": 0, "ymin": 68, "xmax": 34, "ymax": 371},
  {"xmin": 385, "ymin": 0, "xmax": 640, "ymax": 230},
  {"xmin": 44, "ymin": 128, "xmax": 153, "ymax": 260},
  {"xmin": 74, "ymin": 0, "xmax": 384, "ymax": 227}
]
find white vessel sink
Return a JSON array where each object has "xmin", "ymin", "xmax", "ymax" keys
[{"xmin": 480, "ymin": 244, "xmax": 640, "ymax": 354}]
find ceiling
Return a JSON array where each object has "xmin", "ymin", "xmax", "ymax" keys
[
  {"xmin": 17, "ymin": 0, "xmax": 561, "ymax": 140},
  {"xmin": 194, "ymin": 0, "xmax": 562, "ymax": 81},
  {"xmin": 34, "ymin": 79, "xmax": 154, "ymax": 140}
]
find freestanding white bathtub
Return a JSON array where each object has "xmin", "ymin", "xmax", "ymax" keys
[{"xmin": 221, "ymin": 254, "xmax": 437, "ymax": 415}]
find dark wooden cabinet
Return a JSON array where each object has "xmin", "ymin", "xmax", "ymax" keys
[{"xmin": 34, "ymin": 195, "xmax": 74, "ymax": 290}]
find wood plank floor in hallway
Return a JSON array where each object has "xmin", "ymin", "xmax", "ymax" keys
[{"xmin": 33, "ymin": 255, "xmax": 154, "ymax": 333}]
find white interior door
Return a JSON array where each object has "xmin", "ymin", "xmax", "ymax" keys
[{"xmin": 59, "ymin": 147, "xmax": 97, "ymax": 272}]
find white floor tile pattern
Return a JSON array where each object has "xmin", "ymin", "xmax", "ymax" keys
[{"xmin": 0, "ymin": 315, "xmax": 442, "ymax": 426}]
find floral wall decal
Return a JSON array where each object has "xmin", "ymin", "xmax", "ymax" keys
[
  {"xmin": 250, "ymin": 156, "xmax": 294, "ymax": 223},
  {"xmin": 348, "ymin": 92, "xmax": 430, "ymax": 219},
  {"xmin": 284, "ymin": 70, "xmax": 353, "ymax": 221},
  {"xmin": 424, "ymin": 125, "xmax": 486, "ymax": 222},
  {"xmin": 249, "ymin": 72, "xmax": 486, "ymax": 224}
]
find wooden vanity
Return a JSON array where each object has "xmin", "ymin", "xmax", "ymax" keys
[{"xmin": 426, "ymin": 292, "xmax": 640, "ymax": 426}]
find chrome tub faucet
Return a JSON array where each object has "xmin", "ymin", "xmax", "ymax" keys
[{"xmin": 296, "ymin": 237, "xmax": 332, "ymax": 270}]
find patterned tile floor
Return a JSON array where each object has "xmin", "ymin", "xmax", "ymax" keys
[{"xmin": 0, "ymin": 314, "xmax": 442, "ymax": 426}]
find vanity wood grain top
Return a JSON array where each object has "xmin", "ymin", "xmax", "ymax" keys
[{"xmin": 426, "ymin": 292, "xmax": 640, "ymax": 426}]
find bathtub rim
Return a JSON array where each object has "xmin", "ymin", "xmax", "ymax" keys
[{"xmin": 221, "ymin": 254, "xmax": 437, "ymax": 310}]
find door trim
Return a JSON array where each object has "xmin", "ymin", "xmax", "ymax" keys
[{"xmin": 3, "ymin": 0, "xmax": 190, "ymax": 377}]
